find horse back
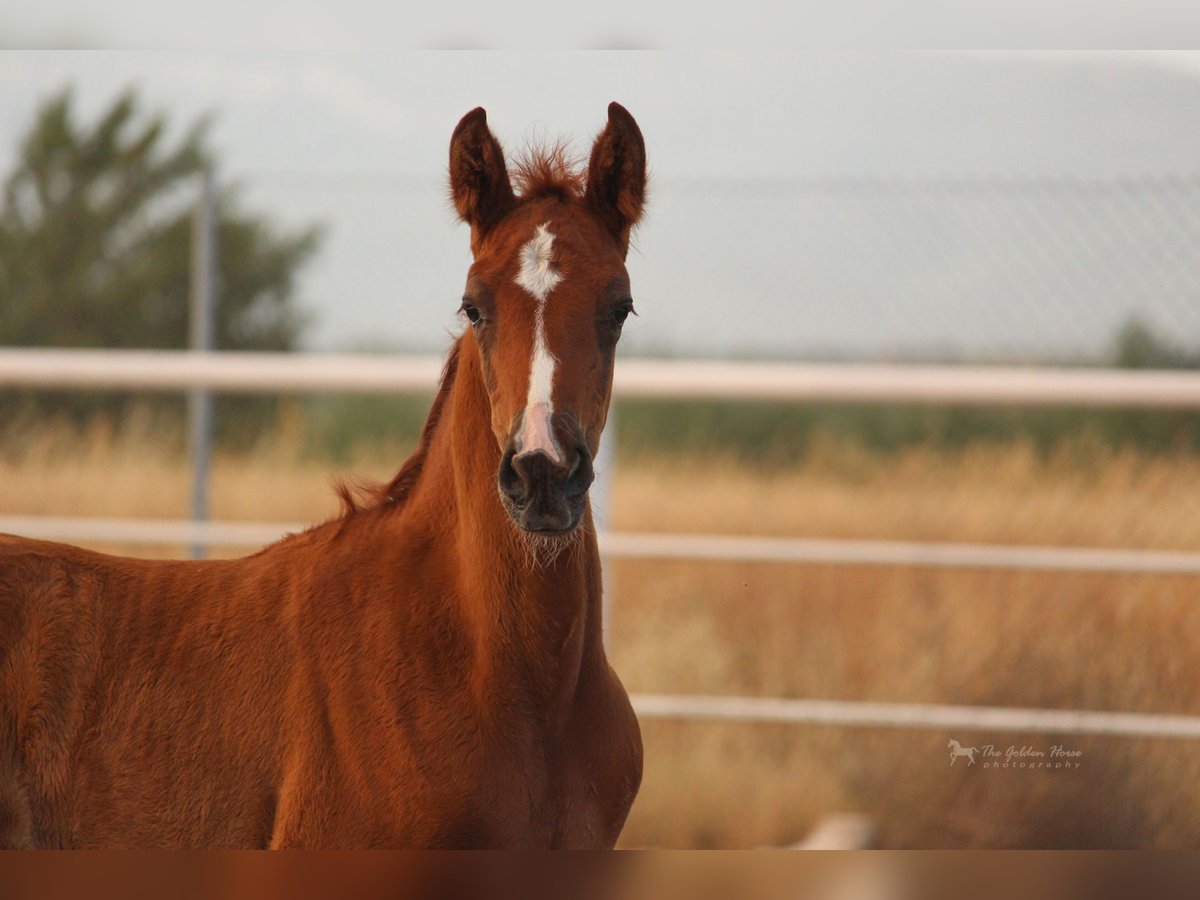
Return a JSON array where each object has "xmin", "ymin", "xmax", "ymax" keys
[
  {"xmin": 0, "ymin": 535, "xmax": 108, "ymax": 846},
  {"xmin": 0, "ymin": 534, "xmax": 288, "ymax": 848}
]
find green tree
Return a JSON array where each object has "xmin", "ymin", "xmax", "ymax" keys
[
  {"xmin": 1111, "ymin": 316, "xmax": 1195, "ymax": 370},
  {"xmin": 0, "ymin": 89, "xmax": 321, "ymax": 438}
]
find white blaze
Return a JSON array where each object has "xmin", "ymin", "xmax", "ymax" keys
[{"xmin": 514, "ymin": 223, "xmax": 562, "ymax": 463}]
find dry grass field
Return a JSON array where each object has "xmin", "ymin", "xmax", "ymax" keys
[{"xmin": 4, "ymin": 420, "xmax": 1200, "ymax": 848}]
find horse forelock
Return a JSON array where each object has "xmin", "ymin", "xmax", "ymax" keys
[{"xmin": 510, "ymin": 140, "xmax": 585, "ymax": 203}]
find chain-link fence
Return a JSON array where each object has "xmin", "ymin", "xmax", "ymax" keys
[{"xmin": 241, "ymin": 172, "xmax": 1200, "ymax": 363}]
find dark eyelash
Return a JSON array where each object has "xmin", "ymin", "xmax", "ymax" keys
[
  {"xmin": 459, "ymin": 300, "xmax": 483, "ymax": 325},
  {"xmin": 611, "ymin": 300, "xmax": 636, "ymax": 325}
]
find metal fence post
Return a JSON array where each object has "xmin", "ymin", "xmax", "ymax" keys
[
  {"xmin": 595, "ymin": 401, "xmax": 617, "ymax": 648},
  {"xmin": 188, "ymin": 166, "xmax": 217, "ymax": 559}
]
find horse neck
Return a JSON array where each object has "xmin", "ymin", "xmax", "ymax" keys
[{"xmin": 406, "ymin": 336, "xmax": 605, "ymax": 694}]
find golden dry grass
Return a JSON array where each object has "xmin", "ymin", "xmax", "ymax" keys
[
  {"xmin": 4, "ymin": 421, "xmax": 1200, "ymax": 847},
  {"xmin": 605, "ymin": 445, "xmax": 1200, "ymax": 848}
]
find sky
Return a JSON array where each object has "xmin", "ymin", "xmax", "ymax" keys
[
  {"xmin": 3, "ymin": 51, "xmax": 1200, "ymax": 359},
  {"xmin": 5, "ymin": 3, "xmax": 1200, "ymax": 50},
  {"xmin": 5, "ymin": 51, "xmax": 1200, "ymax": 178}
]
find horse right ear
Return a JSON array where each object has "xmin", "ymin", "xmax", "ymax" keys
[
  {"xmin": 449, "ymin": 108, "xmax": 516, "ymax": 247},
  {"xmin": 585, "ymin": 102, "xmax": 647, "ymax": 257}
]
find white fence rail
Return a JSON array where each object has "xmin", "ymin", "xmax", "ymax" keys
[
  {"xmin": 4, "ymin": 348, "xmax": 1200, "ymax": 740},
  {"xmin": 5, "ymin": 347, "xmax": 1200, "ymax": 405},
  {"xmin": 6, "ymin": 516, "xmax": 1200, "ymax": 576},
  {"xmin": 632, "ymin": 694, "xmax": 1200, "ymax": 740}
]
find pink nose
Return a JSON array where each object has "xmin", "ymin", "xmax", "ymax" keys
[{"xmin": 514, "ymin": 401, "xmax": 561, "ymax": 464}]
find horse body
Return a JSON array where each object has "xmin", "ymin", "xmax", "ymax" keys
[
  {"xmin": 0, "ymin": 103, "xmax": 647, "ymax": 848},
  {"xmin": 0, "ymin": 340, "xmax": 638, "ymax": 848}
]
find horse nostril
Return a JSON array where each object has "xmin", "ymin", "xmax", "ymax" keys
[
  {"xmin": 562, "ymin": 446, "xmax": 594, "ymax": 498},
  {"xmin": 503, "ymin": 450, "xmax": 555, "ymax": 503},
  {"xmin": 498, "ymin": 449, "xmax": 526, "ymax": 501}
]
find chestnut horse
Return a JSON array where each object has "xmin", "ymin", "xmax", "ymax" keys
[{"xmin": 0, "ymin": 103, "xmax": 647, "ymax": 848}]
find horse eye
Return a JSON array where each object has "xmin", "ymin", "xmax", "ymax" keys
[
  {"xmin": 459, "ymin": 301, "xmax": 483, "ymax": 325},
  {"xmin": 611, "ymin": 300, "xmax": 636, "ymax": 327}
]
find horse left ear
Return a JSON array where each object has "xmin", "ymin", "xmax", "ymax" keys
[
  {"xmin": 585, "ymin": 102, "xmax": 647, "ymax": 257},
  {"xmin": 449, "ymin": 107, "xmax": 517, "ymax": 248}
]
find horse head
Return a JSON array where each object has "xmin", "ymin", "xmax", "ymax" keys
[{"xmin": 448, "ymin": 103, "xmax": 647, "ymax": 535}]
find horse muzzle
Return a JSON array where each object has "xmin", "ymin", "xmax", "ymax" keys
[{"xmin": 498, "ymin": 415, "xmax": 593, "ymax": 534}]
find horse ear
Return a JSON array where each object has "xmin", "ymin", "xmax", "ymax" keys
[
  {"xmin": 449, "ymin": 107, "xmax": 516, "ymax": 244},
  {"xmin": 585, "ymin": 102, "xmax": 647, "ymax": 256}
]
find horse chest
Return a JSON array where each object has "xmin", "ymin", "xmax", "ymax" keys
[
  {"xmin": 361, "ymin": 676, "xmax": 638, "ymax": 848},
  {"xmin": 280, "ymin": 657, "xmax": 638, "ymax": 849},
  {"xmin": 475, "ymin": 673, "xmax": 642, "ymax": 848}
]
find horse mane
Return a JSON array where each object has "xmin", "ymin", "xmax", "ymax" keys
[
  {"xmin": 510, "ymin": 140, "xmax": 585, "ymax": 203},
  {"xmin": 335, "ymin": 340, "xmax": 462, "ymax": 516}
]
